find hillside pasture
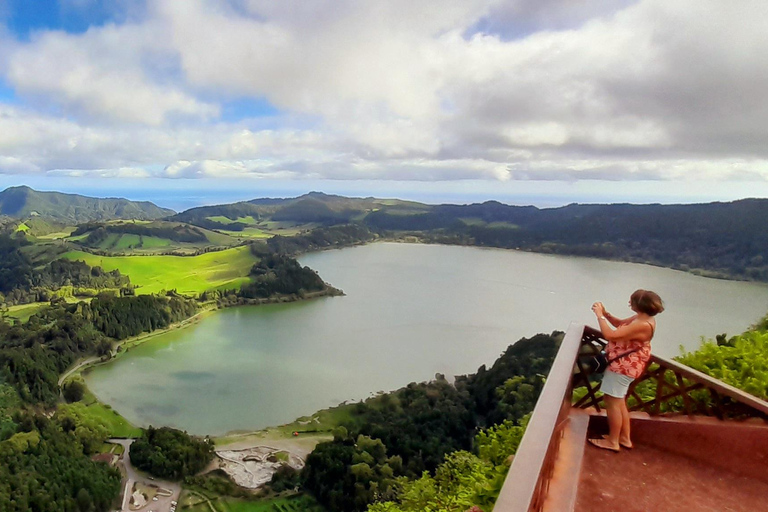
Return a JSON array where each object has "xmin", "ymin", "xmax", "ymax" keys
[
  {"xmin": 6, "ymin": 302, "xmax": 47, "ymax": 322},
  {"xmin": 93, "ymin": 233, "xmax": 173, "ymax": 250},
  {"xmin": 218, "ymin": 227, "xmax": 272, "ymax": 239},
  {"xmin": 36, "ymin": 229, "xmax": 76, "ymax": 240},
  {"xmin": 180, "ymin": 493, "xmax": 325, "ymax": 512},
  {"xmin": 60, "ymin": 246, "xmax": 258, "ymax": 295},
  {"xmin": 207, "ymin": 215, "xmax": 259, "ymax": 225}
]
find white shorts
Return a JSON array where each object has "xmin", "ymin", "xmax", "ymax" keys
[{"xmin": 601, "ymin": 370, "xmax": 634, "ymax": 398}]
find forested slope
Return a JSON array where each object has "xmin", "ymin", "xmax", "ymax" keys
[{"xmin": 0, "ymin": 186, "xmax": 173, "ymax": 223}]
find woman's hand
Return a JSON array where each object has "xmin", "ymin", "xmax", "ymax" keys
[{"xmin": 592, "ymin": 302, "xmax": 605, "ymax": 316}]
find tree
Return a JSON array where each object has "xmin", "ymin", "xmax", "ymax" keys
[
  {"xmin": 63, "ymin": 381, "xmax": 86, "ymax": 403},
  {"xmin": 130, "ymin": 427, "xmax": 214, "ymax": 480}
]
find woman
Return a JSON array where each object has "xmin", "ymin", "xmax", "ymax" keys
[{"xmin": 588, "ymin": 289, "xmax": 664, "ymax": 452}]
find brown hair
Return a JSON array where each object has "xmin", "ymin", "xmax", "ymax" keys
[{"xmin": 630, "ymin": 289, "xmax": 664, "ymax": 316}]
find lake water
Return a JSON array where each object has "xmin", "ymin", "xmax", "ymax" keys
[{"xmin": 84, "ymin": 243, "xmax": 768, "ymax": 435}]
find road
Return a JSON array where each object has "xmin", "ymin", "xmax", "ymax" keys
[
  {"xmin": 58, "ymin": 356, "xmax": 101, "ymax": 386},
  {"xmin": 109, "ymin": 439, "xmax": 181, "ymax": 512}
]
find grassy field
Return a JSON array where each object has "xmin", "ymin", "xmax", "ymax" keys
[
  {"xmin": 208, "ymin": 215, "xmax": 259, "ymax": 225},
  {"xmin": 181, "ymin": 492, "xmax": 325, "ymax": 512},
  {"xmin": 219, "ymin": 228, "xmax": 272, "ymax": 239},
  {"xmin": 111, "ymin": 234, "xmax": 141, "ymax": 249},
  {"xmin": 140, "ymin": 235, "xmax": 173, "ymax": 248},
  {"xmin": 37, "ymin": 229, "xmax": 76, "ymax": 240},
  {"xmin": 60, "ymin": 246, "xmax": 258, "ymax": 295},
  {"xmin": 74, "ymin": 379, "xmax": 143, "ymax": 438},
  {"xmin": 215, "ymin": 403, "xmax": 351, "ymax": 451},
  {"xmin": 6, "ymin": 302, "xmax": 48, "ymax": 322},
  {"xmin": 81, "ymin": 401, "xmax": 142, "ymax": 438},
  {"xmin": 6, "ymin": 296, "xmax": 94, "ymax": 322},
  {"xmin": 59, "ymin": 396, "xmax": 142, "ymax": 438},
  {"xmin": 95, "ymin": 233, "xmax": 174, "ymax": 250}
]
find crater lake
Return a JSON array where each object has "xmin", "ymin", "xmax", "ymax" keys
[{"xmin": 84, "ymin": 243, "xmax": 768, "ymax": 434}]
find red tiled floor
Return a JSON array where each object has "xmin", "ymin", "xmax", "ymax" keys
[{"xmin": 576, "ymin": 441, "xmax": 768, "ymax": 512}]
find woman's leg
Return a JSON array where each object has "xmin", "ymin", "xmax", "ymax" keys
[
  {"xmin": 590, "ymin": 395, "xmax": 622, "ymax": 451},
  {"xmin": 619, "ymin": 398, "xmax": 632, "ymax": 447},
  {"xmin": 604, "ymin": 395, "xmax": 623, "ymax": 448}
]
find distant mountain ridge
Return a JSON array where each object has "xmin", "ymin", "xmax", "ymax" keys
[
  {"xmin": 3, "ymin": 186, "xmax": 767, "ymax": 281},
  {"xmin": 0, "ymin": 186, "xmax": 174, "ymax": 223},
  {"xmin": 169, "ymin": 191, "xmax": 418, "ymax": 229},
  {"xmin": 174, "ymin": 192, "xmax": 768, "ymax": 281}
]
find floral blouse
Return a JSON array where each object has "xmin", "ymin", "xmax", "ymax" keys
[{"xmin": 606, "ymin": 321, "xmax": 654, "ymax": 379}]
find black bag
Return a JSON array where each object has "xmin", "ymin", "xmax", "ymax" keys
[{"xmin": 582, "ymin": 348, "xmax": 640, "ymax": 374}]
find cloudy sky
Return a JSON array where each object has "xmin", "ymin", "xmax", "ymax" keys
[{"xmin": 1, "ymin": 0, "xmax": 767, "ymax": 207}]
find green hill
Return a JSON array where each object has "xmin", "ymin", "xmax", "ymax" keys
[
  {"xmin": 67, "ymin": 220, "xmax": 237, "ymax": 253},
  {"xmin": 61, "ymin": 245, "xmax": 258, "ymax": 295},
  {"xmin": 171, "ymin": 191, "xmax": 416, "ymax": 229},
  {"xmin": 0, "ymin": 186, "xmax": 174, "ymax": 223},
  {"xmin": 169, "ymin": 191, "xmax": 768, "ymax": 281}
]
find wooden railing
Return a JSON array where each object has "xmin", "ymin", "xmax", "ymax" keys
[
  {"xmin": 573, "ymin": 326, "xmax": 768, "ymax": 420},
  {"xmin": 495, "ymin": 323, "xmax": 768, "ymax": 512},
  {"xmin": 493, "ymin": 322, "xmax": 583, "ymax": 512}
]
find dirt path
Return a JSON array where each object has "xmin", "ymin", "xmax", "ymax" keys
[
  {"xmin": 216, "ymin": 432, "xmax": 331, "ymax": 459},
  {"xmin": 58, "ymin": 356, "xmax": 101, "ymax": 386}
]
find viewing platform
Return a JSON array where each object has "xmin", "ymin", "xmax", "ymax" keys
[{"xmin": 495, "ymin": 324, "xmax": 768, "ymax": 512}]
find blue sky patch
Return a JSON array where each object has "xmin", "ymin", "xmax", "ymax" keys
[
  {"xmin": 3, "ymin": 0, "xmax": 137, "ymax": 39},
  {"xmin": 0, "ymin": 78, "xmax": 17, "ymax": 103},
  {"xmin": 220, "ymin": 96, "xmax": 280, "ymax": 122}
]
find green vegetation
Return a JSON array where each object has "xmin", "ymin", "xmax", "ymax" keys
[
  {"xmin": 219, "ymin": 227, "xmax": 273, "ymax": 239},
  {"xmin": 108, "ymin": 233, "xmax": 140, "ymax": 249},
  {"xmin": 130, "ymin": 426, "xmax": 214, "ymax": 480},
  {"xmin": 181, "ymin": 491, "xmax": 325, "ymax": 512},
  {"xmin": 302, "ymin": 333, "xmax": 561, "ymax": 511},
  {"xmin": 207, "ymin": 215, "xmax": 259, "ymax": 225},
  {"xmin": 0, "ymin": 236, "xmax": 129, "ymax": 305},
  {"xmin": 675, "ymin": 328, "xmax": 768, "ymax": 401},
  {"xmin": 0, "ymin": 384, "xmax": 20, "ymax": 441},
  {"xmin": 0, "ymin": 294, "xmax": 197, "ymax": 405},
  {"xmin": 5, "ymin": 302, "xmax": 47, "ymax": 322},
  {"xmin": 0, "ymin": 409, "xmax": 122, "ymax": 512},
  {"xmin": 61, "ymin": 246, "xmax": 258, "ymax": 295},
  {"xmin": 370, "ymin": 420, "xmax": 526, "ymax": 512},
  {"xmin": 59, "ymin": 399, "xmax": 142, "ymax": 439},
  {"xmin": 224, "ymin": 495, "xmax": 326, "ymax": 511},
  {"xmin": 238, "ymin": 252, "xmax": 326, "ymax": 299},
  {"xmin": 74, "ymin": 220, "xmax": 209, "ymax": 246},
  {"xmin": 89, "ymin": 294, "xmax": 197, "ymax": 339},
  {"xmin": 303, "ymin": 434, "xmax": 402, "ymax": 510},
  {"xmin": 266, "ymin": 224, "xmax": 377, "ymax": 255},
  {"xmin": 36, "ymin": 229, "xmax": 77, "ymax": 240}
]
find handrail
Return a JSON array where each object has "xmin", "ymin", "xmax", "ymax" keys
[
  {"xmin": 495, "ymin": 323, "xmax": 768, "ymax": 512},
  {"xmin": 494, "ymin": 322, "xmax": 584, "ymax": 512},
  {"xmin": 645, "ymin": 355, "xmax": 768, "ymax": 415},
  {"xmin": 575, "ymin": 327, "xmax": 768, "ymax": 420}
]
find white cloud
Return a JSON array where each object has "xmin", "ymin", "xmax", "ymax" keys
[
  {"xmin": 47, "ymin": 167, "xmax": 152, "ymax": 178},
  {"xmin": 4, "ymin": 21, "xmax": 217, "ymax": 125},
  {"xmin": 1, "ymin": 0, "xmax": 767, "ymax": 189}
]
